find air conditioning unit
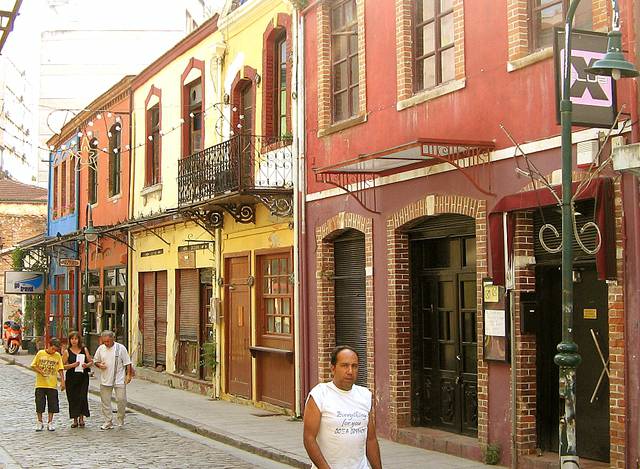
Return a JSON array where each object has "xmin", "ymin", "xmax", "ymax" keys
[
  {"xmin": 577, "ymin": 140, "xmax": 599, "ymax": 168},
  {"xmin": 612, "ymin": 143, "xmax": 640, "ymax": 177}
]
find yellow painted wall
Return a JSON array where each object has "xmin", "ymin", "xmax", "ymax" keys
[
  {"xmin": 219, "ymin": 0, "xmax": 296, "ymax": 141},
  {"xmin": 129, "ymin": 221, "xmax": 215, "ymax": 372},
  {"xmin": 130, "ymin": 29, "xmax": 224, "ymax": 219}
]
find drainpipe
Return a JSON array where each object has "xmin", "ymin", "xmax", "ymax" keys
[
  {"xmin": 627, "ymin": 0, "xmax": 640, "ymax": 465},
  {"xmin": 215, "ymin": 226, "xmax": 222, "ymax": 399},
  {"xmin": 297, "ymin": 7, "xmax": 310, "ymax": 414},
  {"xmin": 292, "ymin": 6, "xmax": 305, "ymax": 418},
  {"xmin": 128, "ymin": 97, "xmax": 136, "ymax": 358},
  {"xmin": 504, "ymin": 212, "xmax": 518, "ymax": 469}
]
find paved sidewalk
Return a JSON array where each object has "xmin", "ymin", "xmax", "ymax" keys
[{"xmin": 1, "ymin": 351, "xmax": 496, "ymax": 468}]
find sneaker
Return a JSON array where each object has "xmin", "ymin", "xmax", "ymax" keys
[
  {"xmin": 35, "ymin": 422, "xmax": 44, "ymax": 432},
  {"xmin": 100, "ymin": 422, "xmax": 113, "ymax": 430},
  {"xmin": 46, "ymin": 422, "xmax": 55, "ymax": 431},
  {"xmin": 116, "ymin": 418, "xmax": 124, "ymax": 427}
]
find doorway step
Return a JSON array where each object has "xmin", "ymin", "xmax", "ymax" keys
[
  {"xmin": 397, "ymin": 427, "xmax": 481, "ymax": 462},
  {"xmin": 520, "ymin": 452, "xmax": 609, "ymax": 469}
]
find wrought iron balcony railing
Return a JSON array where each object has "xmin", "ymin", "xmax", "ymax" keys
[{"xmin": 178, "ymin": 134, "xmax": 293, "ymax": 207}]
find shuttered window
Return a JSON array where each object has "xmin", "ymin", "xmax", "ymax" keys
[
  {"xmin": 178, "ymin": 269, "xmax": 200, "ymax": 340},
  {"xmin": 140, "ymin": 271, "xmax": 168, "ymax": 367},
  {"xmin": 333, "ymin": 230, "xmax": 367, "ymax": 387}
]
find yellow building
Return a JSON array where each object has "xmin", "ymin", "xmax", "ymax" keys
[
  {"xmin": 128, "ymin": 17, "xmax": 223, "ymax": 393},
  {"xmin": 129, "ymin": 1, "xmax": 301, "ymax": 413},
  {"xmin": 205, "ymin": 0, "xmax": 300, "ymax": 413}
]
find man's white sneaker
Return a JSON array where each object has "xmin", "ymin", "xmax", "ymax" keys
[
  {"xmin": 100, "ymin": 422, "xmax": 113, "ymax": 430},
  {"xmin": 35, "ymin": 422, "xmax": 44, "ymax": 432},
  {"xmin": 46, "ymin": 422, "xmax": 55, "ymax": 431}
]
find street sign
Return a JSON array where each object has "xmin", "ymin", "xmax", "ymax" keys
[
  {"xmin": 4, "ymin": 271, "xmax": 45, "ymax": 294},
  {"xmin": 554, "ymin": 28, "xmax": 616, "ymax": 128},
  {"xmin": 59, "ymin": 258, "xmax": 80, "ymax": 267}
]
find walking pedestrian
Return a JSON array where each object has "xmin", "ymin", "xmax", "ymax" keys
[
  {"xmin": 30, "ymin": 338, "xmax": 65, "ymax": 432},
  {"xmin": 62, "ymin": 331, "xmax": 93, "ymax": 428},
  {"xmin": 93, "ymin": 330, "xmax": 132, "ymax": 430},
  {"xmin": 303, "ymin": 345, "xmax": 382, "ymax": 469}
]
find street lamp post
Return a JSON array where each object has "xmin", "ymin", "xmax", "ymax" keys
[
  {"xmin": 83, "ymin": 204, "xmax": 98, "ymax": 338},
  {"xmin": 556, "ymin": 0, "xmax": 637, "ymax": 465}
]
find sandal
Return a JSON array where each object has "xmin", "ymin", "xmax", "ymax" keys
[
  {"xmin": 79, "ymin": 421, "xmax": 85, "ymax": 428},
  {"xmin": 71, "ymin": 422, "xmax": 78, "ymax": 428}
]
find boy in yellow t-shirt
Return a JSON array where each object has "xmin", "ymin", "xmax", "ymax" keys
[{"xmin": 30, "ymin": 338, "xmax": 65, "ymax": 431}]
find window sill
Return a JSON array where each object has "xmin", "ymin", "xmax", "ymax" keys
[
  {"xmin": 317, "ymin": 113, "xmax": 368, "ymax": 138},
  {"xmin": 108, "ymin": 193, "xmax": 122, "ymax": 203},
  {"xmin": 397, "ymin": 78, "xmax": 466, "ymax": 111},
  {"xmin": 140, "ymin": 183, "xmax": 162, "ymax": 196},
  {"xmin": 507, "ymin": 47, "xmax": 553, "ymax": 72}
]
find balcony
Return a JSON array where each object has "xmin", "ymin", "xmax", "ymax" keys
[{"xmin": 178, "ymin": 135, "xmax": 294, "ymax": 224}]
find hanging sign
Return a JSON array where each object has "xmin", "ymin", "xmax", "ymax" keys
[
  {"xmin": 4, "ymin": 271, "xmax": 45, "ymax": 294},
  {"xmin": 59, "ymin": 258, "xmax": 80, "ymax": 267},
  {"xmin": 555, "ymin": 28, "xmax": 616, "ymax": 128}
]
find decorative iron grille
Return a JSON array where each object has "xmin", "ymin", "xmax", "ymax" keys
[{"xmin": 178, "ymin": 135, "xmax": 293, "ymax": 207}]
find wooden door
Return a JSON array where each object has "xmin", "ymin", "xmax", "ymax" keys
[
  {"xmin": 409, "ymin": 216, "xmax": 478, "ymax": 436},
  {"xmin": 226, "ymin": 256, "xmax": 251, "ymax": 398},
  {"xmin": 256, "ymin": 252, "xmax": 294, "ymax": 409}
]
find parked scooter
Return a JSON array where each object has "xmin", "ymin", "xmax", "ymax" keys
[{"xmin": 2, "ymin": 321, "xmax": 22, "ymax": 355}]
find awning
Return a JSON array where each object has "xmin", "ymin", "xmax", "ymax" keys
[
  {"xmin": 315, "ymin": 138, "xmax": 495, "ymax": 174},
  {"xmin": 314, "ymin": 138, "xmax": 496, "ymax": 213},
  {"xmin": 489, "ymin": 177, "xmax": 615, "ymax": 286}
]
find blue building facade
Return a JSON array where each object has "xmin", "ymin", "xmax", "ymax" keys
[{"xmin": 46, "ymin": 135, "xmax": 80, "ymax": 339}]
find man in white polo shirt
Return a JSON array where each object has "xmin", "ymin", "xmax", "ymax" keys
[
  {"xmin": 93, "ymin": 330, "xmax": 133, "ymax": 430},
  {"xmin": 303, "ymin": 345, "xmax": 382, "ymax": 469}
]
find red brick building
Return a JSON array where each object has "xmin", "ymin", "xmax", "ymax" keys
[{"xmin": 300, "ymin": 1, "xmax": 637, "ymax": 467}]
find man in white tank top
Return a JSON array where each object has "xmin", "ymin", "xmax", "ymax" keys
[{"xmin": 303, "ymin": 346, "xmax": 382, "ymax": 469}]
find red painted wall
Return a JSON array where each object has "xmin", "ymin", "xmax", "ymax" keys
[{"xmin": 303, "ymin": 0, "xmax": 634, "ymax": 195}]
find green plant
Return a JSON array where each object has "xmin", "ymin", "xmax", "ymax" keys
[
  {"xmin": 483, "ymin": 443, "xmax": 501, "ymax": 465},
  {"xmin": 201, "ymin": 340, "xmax": 218, "ymax": 372},
  {"xmin": 11, "ymin": 247, "xmax": 26, "ymax": 270},
  {"xmin": 11, "ymin": 247, "xmax": 46, "ymax": 338}
]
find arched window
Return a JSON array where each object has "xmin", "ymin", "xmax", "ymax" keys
[{"xmin": 108, "ymin": 123, "xmax": 122, "ymax": 197}]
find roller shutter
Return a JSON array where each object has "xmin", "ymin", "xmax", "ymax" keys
[
  {"xmin": 156, "ymin": 271, "xmax": 167, "ymax": 365},
  {"xmin": 141, "ymin": 272, "xmax": 156, "ymax": 367},
  {"xmin": 178, "ymin": 269, "xmax": 200, "ymax": 341},
  {"xmin": 333, "ymin": 230, "xmax": 367, "ymax": 387}
]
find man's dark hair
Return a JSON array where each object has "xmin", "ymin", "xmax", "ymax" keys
[
  {"xmin": 330, "ymin": 345, "xmax": 359, "ymax": 365},
  {"xmin": 49, "ymin": 338, "xmax": 61, "ymax": 349}
]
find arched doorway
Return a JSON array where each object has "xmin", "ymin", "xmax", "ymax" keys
[
  {"xmin": 333, "ymin": 229, "xmax": 367, "ymax": 387},
  {"xmin": 408, "ymin": 214, "xmax": 478, "ymax": 436}
]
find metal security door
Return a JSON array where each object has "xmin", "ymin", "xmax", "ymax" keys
[
  {"xmin": 226, "ymin": 255, "xmax": 251, "ymax": 398},
  {"xmin": 140, "ymin": 272, "xmax": 156, "ymax": 367},
  {"xmin": 156, "ymin": 271, "xmax": 168, "ymax": 366},
  {"xmin": 333, "ymin": 231, "xmax": 367, "ymax": 387}
]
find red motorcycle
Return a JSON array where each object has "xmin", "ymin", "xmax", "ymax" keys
[{"xmin": 2, "ymin": 321, "xmax": 22, "ymax": 355}]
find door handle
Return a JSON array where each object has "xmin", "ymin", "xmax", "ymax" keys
[
  {"xmin": 456, "ymin": 354, "xmax": 462, "ymax": 361},
  {"xmin": 456, "ymin": 376, "xmax": 462, "ymax": 385}
]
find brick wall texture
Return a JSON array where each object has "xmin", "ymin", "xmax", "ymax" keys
[{"xmin": 315, "ymin": 212, "xmax": 375, "ymax": 391}]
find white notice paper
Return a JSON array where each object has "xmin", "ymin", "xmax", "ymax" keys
[
  {"xmin": 74, "ymin": 353, "xmax": 85, "ymax": 372},
  {"xmin": 485, "ymin": 310, "xmax": 506, "ymax": 337}
]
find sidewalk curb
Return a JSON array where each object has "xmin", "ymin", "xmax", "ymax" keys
[{"xmin": 0, "ymin": 355, "xmax": 309, "ymax": 468}]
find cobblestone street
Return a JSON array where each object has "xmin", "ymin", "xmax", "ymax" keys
[{"xmin": 0, "ymin": 363, "xmax": 292, "ymax": 469}]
